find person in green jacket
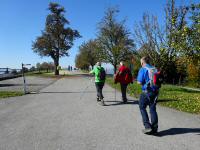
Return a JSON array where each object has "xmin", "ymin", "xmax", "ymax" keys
[{"xmin": 89, "ymin": 62, "xmax": 106, "ymax": 105}]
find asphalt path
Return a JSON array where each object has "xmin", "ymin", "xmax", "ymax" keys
[{"xmin": 0, "ymin": 76, "xmax": 199, "ymax": 150}]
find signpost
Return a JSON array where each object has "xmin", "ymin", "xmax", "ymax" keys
[{"xmin": 22, "ymin": 63, "xmax": 31, "ymax": 94}]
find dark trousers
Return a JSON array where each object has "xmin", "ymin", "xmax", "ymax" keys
[
  {"xmin": 95, "ymin": 82, "xmax": 104, "ymax": 99},
  {"xmin": 139, "ymin": 92, "xmax": 158, "ymax": 130},
  {"xmin": 120, "ymin": 83, "xmax": 128, "ymax": 100}
]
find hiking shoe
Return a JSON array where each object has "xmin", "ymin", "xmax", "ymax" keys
[
  {"xmin": 123, "ymin": 99, "xmax": 127, "ymax": 103},
  {"xmin": 151, "ymin": 128, "xmax": 158, "ymax": 135},
  {"xmin": 123, "ymin": 98, "xmax": 127, "ymax": 103},
  {"xmin": 97, "ymin": 97, "xmax": 100, "ymax": 102},
  {"xmin": 142, "ymin": 128, "xmax": 152, "ymax": 134}
]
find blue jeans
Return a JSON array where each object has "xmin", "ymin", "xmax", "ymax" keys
[{"xmin": 139, "ymin": 91, "xmax": 158, "ymax": 130}]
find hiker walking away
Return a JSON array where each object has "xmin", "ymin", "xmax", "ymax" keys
[
  {"xmin": 89, "ymin": 62, "xmax": 106, "ymax": 105},
  {"xmin": 114, "ymin": 61, "xmax": 133, "ymax": 103},
  {"xmin": 137, "ymin": 56, "xmax": 162, "ymax": 135}
]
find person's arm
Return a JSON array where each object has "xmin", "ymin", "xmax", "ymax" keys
[
  {"xmin": 137, "ymin": 68, "xmax": 144, "ymax": 85},
  {"xmin": 89, "ymin": 68, "xmax": 95, "ymax": 74},
  {"xmin": 118, "ymin": 67, "xmax": 123, "ymax": 75}
]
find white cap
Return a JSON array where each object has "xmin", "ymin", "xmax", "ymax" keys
[
  {"xmin": 96, "ymin": 62, "xmax": 101, "ymax": 66},
  {"xmin": 120, "ymin": 61, "xmax": 124, "ymax": 66}
]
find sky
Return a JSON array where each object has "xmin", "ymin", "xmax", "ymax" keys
[{"xmin": 0, "ymin": 0, "xmax": 198, "ymax": 69}]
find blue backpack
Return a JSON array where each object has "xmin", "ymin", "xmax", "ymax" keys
[{"xmin": 144, "ymin": 66, "xmax": 163, "ymax": 89}]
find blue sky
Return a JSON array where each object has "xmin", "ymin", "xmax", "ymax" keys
[{"xmin": 0, "ymin": 0, "xmax": 198, "ymax": 69}]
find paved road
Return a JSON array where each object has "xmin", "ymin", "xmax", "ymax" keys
[
  {"xmin": 0, "ymin": 76, "xmax": 199, "ymax": 150},
  {"xmin": 0, "ymin": 76, "xmax": 57, "ymax": 92}
]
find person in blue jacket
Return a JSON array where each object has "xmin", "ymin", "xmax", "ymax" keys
[{"xmin": 137, "ymin": 56, "xmax": 159, "ymax": 135}]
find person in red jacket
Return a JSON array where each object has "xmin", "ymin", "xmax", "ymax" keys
[{"xmin": 114, "ymin": 61, "xmax": 133, "ymax": 103}]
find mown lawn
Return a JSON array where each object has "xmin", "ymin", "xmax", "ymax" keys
[
  {"xmin": 106, "ymin": 77, "xmax": 200, "ymax": 114},
  {"xmin": 25, "ymin": 70, "xmax": 79, "ymax": 78},
  {"xmin": 0, "ymin": 91, "xmax": 24, "ymax": 99},
  {"xmin": 25, "ymin": 71, "xmax": 56, "ymax": 77}
]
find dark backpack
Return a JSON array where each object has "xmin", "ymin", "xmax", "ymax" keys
[
  {"xmin": 124, "ymin": 69, "xmax": 133, "ymax": 84},
  {"xmin": 98, "ymin": 68, "xmax": 106, "ymax": 80}
]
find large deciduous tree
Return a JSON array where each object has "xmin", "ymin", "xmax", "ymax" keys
[
  {"xmin": 171, "ymin": 3, "xmax": 200, "ymax": 86},
  {"xmin": 133, "ymin": 0, "xmax": 189, "ymax": 83},
  {"xmin": 97, "ymin": 7, "xmax": 135, "ymax": 73},
  {"xmin": 75, "ymin": 40, "xmax": 100, "ymax": 70},
  {"xmin": 32, "ymin": 2, "xmax": 81, "ymax": 75}
]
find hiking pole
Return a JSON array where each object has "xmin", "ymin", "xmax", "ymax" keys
[
  {"xmin": 79, "ymin": 76, "xmax": 94, "ymax": 100},
  {"xmin": 114, "ymin": 74, "xmax": 116, "ymax": 102},
  {"xmin": 22, "ymin": 63, "xmax": 31, "ymax": 94},
  {"xmin": 115, "ymin": 84, "xmax": 116, "ymax": 102}
]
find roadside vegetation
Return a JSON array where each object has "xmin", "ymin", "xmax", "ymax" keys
[
  {"xmin": 25, "ymin": 70, "xmax": 81, "ymax": 78},
  {"xmin": 106, "ymin": 77, "xmax": 200, "ymax": 114},
  {"xmin": 0, "ymin": 91, "xmax": 24, "ymax": 99},
  {"xmin": 75, "ymin": 1, "xmax": 200, "ymax": 88},
  {"xmin": 25, "ymin": 71, "xmax": 56, "ymax": 78}
]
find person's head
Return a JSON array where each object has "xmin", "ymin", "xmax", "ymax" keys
[
  {"xmin": 120, "ymin": 61, "xmax": 124, "ymax": 66},
  {"xmin": 96, "ymin": 62, "xmax": 101, "ymax": 66},
  {"xmin": 140, "ymin": 56, "xmax": 150, "ymax": 67}
]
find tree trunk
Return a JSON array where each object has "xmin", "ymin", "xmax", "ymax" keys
[
  {"xmin": 54, "ymin": 58, "xmax": 59, "ymax": 75},
  {"xmin": 179, "ymin": 75, "xmax": 182, "ymax": 85}
]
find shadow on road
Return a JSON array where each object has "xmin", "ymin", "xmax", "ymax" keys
[
  {"xmin": 0, "ymin": 83, "xmax": 46, "ymax": 87},
  {"xmin": 39, "ymin": 91, "xmax": 114, "ymax": 94},
  {"xmin": 40, "ymin": 91, "xmax": 96, "ymax": 94},
  {"xmin": 104, "ymin": 100, "xmax": 138, "ymax": 106},
  {"xmin": 156, "ymin": 128, "xmax": 200, "ymax": 137}
]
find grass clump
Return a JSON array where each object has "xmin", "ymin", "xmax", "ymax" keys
[{"xmin": 0, "ymin": 91, "xmax": 24, "ymax": 99}]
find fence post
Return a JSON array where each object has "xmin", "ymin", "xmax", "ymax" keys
[{"xmin": 22, "ymin": 63, "xmax": 31, "ymax": 94}]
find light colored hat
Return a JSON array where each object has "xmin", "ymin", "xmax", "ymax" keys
[{"xmin": 96, "ymin": 62, "xmax": 101, "ymax": 66}]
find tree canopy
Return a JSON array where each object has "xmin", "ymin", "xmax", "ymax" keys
[
  {"xmin": 75, "ymin": 39, "xmax": 100, "ymax": 70},
  {"xmin": 97, "ymin": 7, "xmax": 135, "ymax": 73},
  {"xmin": 32, "ymin": 2, "xmax": 81, "ymax": 75}
]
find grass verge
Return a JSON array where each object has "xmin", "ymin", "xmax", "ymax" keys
[
  {"xmin": 106, "ymin": 77, "xmax": 200, "ymax": 114},
  {"xmin": 25, "ymin": 71, "xmax": 72, "ymax": 78},
  {"xmin": 0, "ymin": 91, "xmax": 24, "ymax": 99}
]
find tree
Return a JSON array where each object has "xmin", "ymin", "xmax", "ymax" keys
[
  {"xmin": 75, "ymin": 54, "xmax": 90, "ymax": 70},
  {"xmin": 133, "ymin": 13, "xmax": 164, "ymax": 66},
  {"xmin": 32, "ymin": 2, "xmax": 81, "ymax": 75},
  {"xmin": 36, "ymin": 63, "xmax": 41, "ymax": 72},
  {"xmin": 29, "ymin": 66, "xmax": 36, "ymax": 72},
  {"xmin": 171, "ymin": 3, "xmax": 200, "ymax": 86},
  {"xmin": 133, "ymin": 0, "xmax": 190, "ymax": 83},
  {"xmin": 97, "ymin": 7, "xmax": 135, "ymax": 73},
  {"xmin": 133, "ymin": 12, "xmax": 177, "ymax": 83},
  {"xmin": 76, "ymin": 39, "xmax": 100, "ymax": 69},
  {"xmin": 41, "ymin": 62, "xmax": 50, "ymax": 72}
]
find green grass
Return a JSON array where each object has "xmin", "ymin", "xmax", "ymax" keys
[
  {"xmin": 106, "ymin": 77, "xmax": 200, "ymax": 114},
  {"xmin": 158, "ymin": 85, "xmax": 200, "ymax": 114},
  {"xmin": 25, "ymin": 71, "xmax": 55, "ymax": 77},
  {"xmin": 0, "ymin": 91, "xmax": 24, "ymax": 99}
]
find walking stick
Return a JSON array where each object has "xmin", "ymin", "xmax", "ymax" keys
[
  {"xmin": 79, "ymin": 76, "xmax": 94, "ymax": 100},
  {"xmin": 114, "ymin": 73, "xmax": 116, "ymax": 102},
  {"xmin": 115, "ymin": 84, "xmax": 116, "ymax": 102}
]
